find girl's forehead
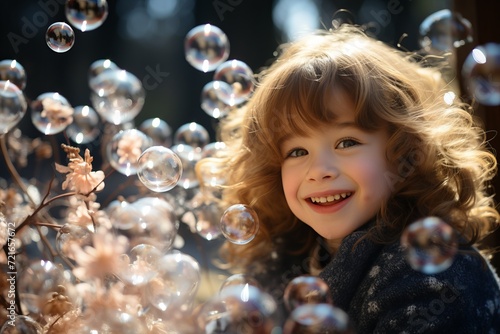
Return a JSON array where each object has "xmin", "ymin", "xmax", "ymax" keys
[{"xmin": 325, "ymin": 88, "xmax": 357, "ymax": 120}]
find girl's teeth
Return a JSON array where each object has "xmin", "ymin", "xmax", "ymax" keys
[{"xmin": 311, "ymin": 192, "xmax": 351, "ymax": 204}]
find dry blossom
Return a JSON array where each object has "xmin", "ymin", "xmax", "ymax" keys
[
  {"xmin": 55, "ymin": 145, "xmax": 105, "ymax": 195},
  {"xmin": 70, "ymin": 227, "xmax": 129, "ymax": 281}
]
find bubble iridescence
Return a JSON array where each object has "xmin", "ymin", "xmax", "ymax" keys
[
  {"xmin": 185, "ymin": 24, "xmax": 230, "ymax": 73},
  {"xmin": 401, "ymin": 216, "xmax": 458, "ymax": 274},
  {"xmin": 419, "ymin": 9, "xmax": 473, "ymax": 53},
  {"xmin": 462, "ymin": 43, "xmax": 500, "ymax": 106},
  {"xmin": 65, "ymin": 0, "xmax": 109, "ymax": 32},
  {"xmin": 0, "ymin": 59, "xmax": 27, "ymax": 90},
  {"xmin": 137, "ymin": 146, "xmax": 183, "ymax": 192},
  {"xmin": 46, "ymin": 22, "xmax": 75, "ymax": 53},
  {"xmin": 213, "ymin": 59, "xmax": 255, "ymax": 106},
  {"xmin": 220, "ymin": 204, "xmax": 259, "ymax": 245},
  {"xmin": 0, "ymin": 80, "xmax": 27, "ymax": 134},
  {"xmin": 283, "ymin": 275, "xmax": 332, "ymax": 312}
]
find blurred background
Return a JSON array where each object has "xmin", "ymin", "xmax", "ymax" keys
[{"xmin": 1, "ymin": 0, "xmax": 500, "ymax": 285}]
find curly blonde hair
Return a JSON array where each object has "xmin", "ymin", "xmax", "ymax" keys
[{"xmin": 197, "ymin": 25, "xmax": 499, "ymax": 274}]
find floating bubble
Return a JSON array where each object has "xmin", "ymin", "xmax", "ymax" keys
[
  {"xmin": 118, "ymin": 244, "xmax": 162, "ymax": 286},
  {"xmin": 56, "ymin": 223, "xmax": 94, "ymax": 261},
  {"xmin": 213, "ymin": 59, "xmax": 255, "ymax": 106},
  {"xmin": 107, "ymin": 129, "xmax": 152, "ymax": 176},
  {"xmin": 18, "ymin": 260, "xmax": 68, "ymax": 314},
  {"xmin": 0, "ymin": 315, "xmax": 43, "ymax": 334},
  {"xmin": 401, "ymin": 216, "xmax": 458, "ymax": 274},
  {"xmin": 174, "ymin": 122, "xmax": 210, "ymax": 151},
  {"xmin": 137, "ymin": 145, "xmax": 183, "ymax": 192},
  {"xmin": 283, "ymin": 275, "xmax": 332, "ymax": 312},
  {"xmin": 90, "ymin": 69, "xmax": 145, "ymax": 125},
  {"xmin": 462, "ymin": 43, "xmax": 500, "ymax": 106},
  {"xmin": 185, "ymin": 24, "xmax": 230, "ymax": 73},
  {"xmin": 283, "ymin": 303, "xmax": 354, "ymax": 334},
  {"xmin": 201, "ymin": 81, "xmax": 232, "ymax": 118},
  {"xmin": 146, "ymin": 251, "xmax": 201, "ymax": 312},
  {"xmin": 196, "ymin": 284, "xmax": 280, "ymax": 333},
  {"xmin": 88, "ymin": 58, "xmax": 120, "ymax": 86},
  {"xmin": 139, "ymin": 117, "xmax": 172, "ymax": 146},
  {"xmin": 331, "ymin": 9, "xmax": 355, "ymax": 30},
  {"xmin": 66, "ymin": 105, "xmax": 101, "ymax": 144},
  {"xmin": 31, "ymin": 92, "xmax": 73, "ymax": 135},
  {"xmin": 171, "ymin": 144, "xmax": 200, "ymax": 189},
  {"xmin": 220, "ymin": 204, "xmax": 259, "ymax": 245},
  {"xmin": 190, "ymin": 199, "xmax": 223, "ymax": 240},
  {"xmin": 0, "ymin": 80, "xmax": 27, "ymax": 134},
  {"xmin": 0, "ymin": 59, "xmax": 27, "ymax": 90},
  {"xmin": 419, "ymin": 9, "xmax": 473, "ymax": 53},
  {"xmin": 109, "ymin": 197, "xmax": 179, "ymax": 252},
  {"xmin": 46, "ymin": 22, "xmax": 75, "ymax": 53},
  {"xmin": 65, "ymin": 0, "xmax": 109, "ymax": 32}
]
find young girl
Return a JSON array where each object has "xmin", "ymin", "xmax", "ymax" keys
[{"xmin": 197, "ymin": 25, "xmax": 500, "ymax": 332}]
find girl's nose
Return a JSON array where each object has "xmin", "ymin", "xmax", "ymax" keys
[{"xmin": 307, "ymin": 151, "xmax": 339, "ymax": 181}]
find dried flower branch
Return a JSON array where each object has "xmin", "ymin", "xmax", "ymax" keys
[{"xmin": 55, "ymin": 144, "xmax": 105, "ymax": 195}]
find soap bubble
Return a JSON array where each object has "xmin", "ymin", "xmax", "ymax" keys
[
  {"xmin": 146, "ymin": 251, "xmax": 201, "ymax": 312},
  {"xmin": 56, "ymin": 223, "xmax": 94, "ymax": 261},
  {"xmin": 109, "ymin": 197, "xmax": 179, "ymax": 252},
  {"xmin": 118, "ymin": 244, "xmax": 162, "ymax": 286},
  {"xmin": 213, "ymin": 59, "xmax": 255, "ymax": 106},
  {"xmin": 401, "ymin": 216, "xmax": 458, "ymax": 274},
  {"xmin": 171, "ymin": 144, "xmax": 200, "ymax": 190},
  {"xmin": 419, "ymin": 9, "xmax": 473, "ymax": 53},
  {"xmin": 90, "ymin": 69, "xmax": 145, "ymax": 125},
  {"xmin": 196, "ymin": 284, "xmax": 280, "ymax": 333},
  {"xmin": 462, "ymin": 43, "xmax": 500, "ymax": 106},
  {"xmin": 18, "ymin": 260, "xmax": 68, "ymax": 314},
  {"xmin": 107, "ymin": 129, "xmax": 152, "ymax": 176},
  {"xmin": 46, "ymin": 22, "xmax": 75, "ymax": 53},
  {"xmin": 31, "ymin": 92, "xmax": 73, "ymax": 135},
  {"xmin": 66, "ymin": 105, "xmax": 101, "ymax": 144},
  {"xmin": 190, "ymin": 198, "xmax": 224, "ymax": 240},
  {"xmin": 220, "ymin": 204, "xmax": 259, "ymax": 245},
  {"xmin": 65, "ymin": 0, "xmax": 109, "ymax": 32},
  {"xmin": 137, "ymin": 146, "xmax": 183, "ymax": 192},
  {"xmin": 185, "ymin": 24, "xmax": 230, "ymax": 73},
  {"xmin": 0, "ymin": 59, "xmax": 27, "ymax": 90},
  {"xmin": 174, "ymin": 122, "xmax": 210, "ymax": 151},
  {"xmin": 139, "ymin": 117, "xmax": 173, "ymax": 146},
  {"xmin": 331, "ymin": 9, "xmax": 355, "ymax": 30},
  {"xmin": 283, "ymin": 303, "xmax": 354, "ymax": 334},
  {"xmin": 88, "ymin": 59, "xmax": 120, "ymax": 86},
  {"xmin": 0, "ymin": 80, "xmax": 27, "ymax": 134},
  {"xmin": 283, "ymin": 275, "xmax": 332, "ymax": 312},
  {"xmin": 201, "ymin": 81, "xmax": 232, "ymax": 119},
  {"xmin": 0, "ymin": 315, "xmax": 43, "ymax": 334}
]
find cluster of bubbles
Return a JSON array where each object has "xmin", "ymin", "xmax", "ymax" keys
[
  {"xmin": 45, "ymin": 0, "xmax": 109, "ymax": 53},
  {"xmin": 185, "ymin": 23, "xmax": 255, "ymax": 118},
  {"xmin": 0, "ymin": 5, "xmax": 497, "ymax": 333},
  {"xmin": 416, "ymin": 8, "xmax": 500, "ymax": 107}
]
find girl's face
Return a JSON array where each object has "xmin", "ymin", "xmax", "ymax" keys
[{"xmin": 280, "ymin": 89, "xmax": 393, "ymax": 241}]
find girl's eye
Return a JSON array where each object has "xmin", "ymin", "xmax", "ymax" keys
[
  {"xmin": 287, "ymin": 148, "xmax": 308, "ymax": 158},
  {"xmin": 336, "ymin": 138, "xmax": 359, "ymax": 149}
]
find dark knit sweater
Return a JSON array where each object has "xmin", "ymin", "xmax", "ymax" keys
[{"xmin": 319, "ymin": 228, "xmax": 500, "ymax": 333}]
